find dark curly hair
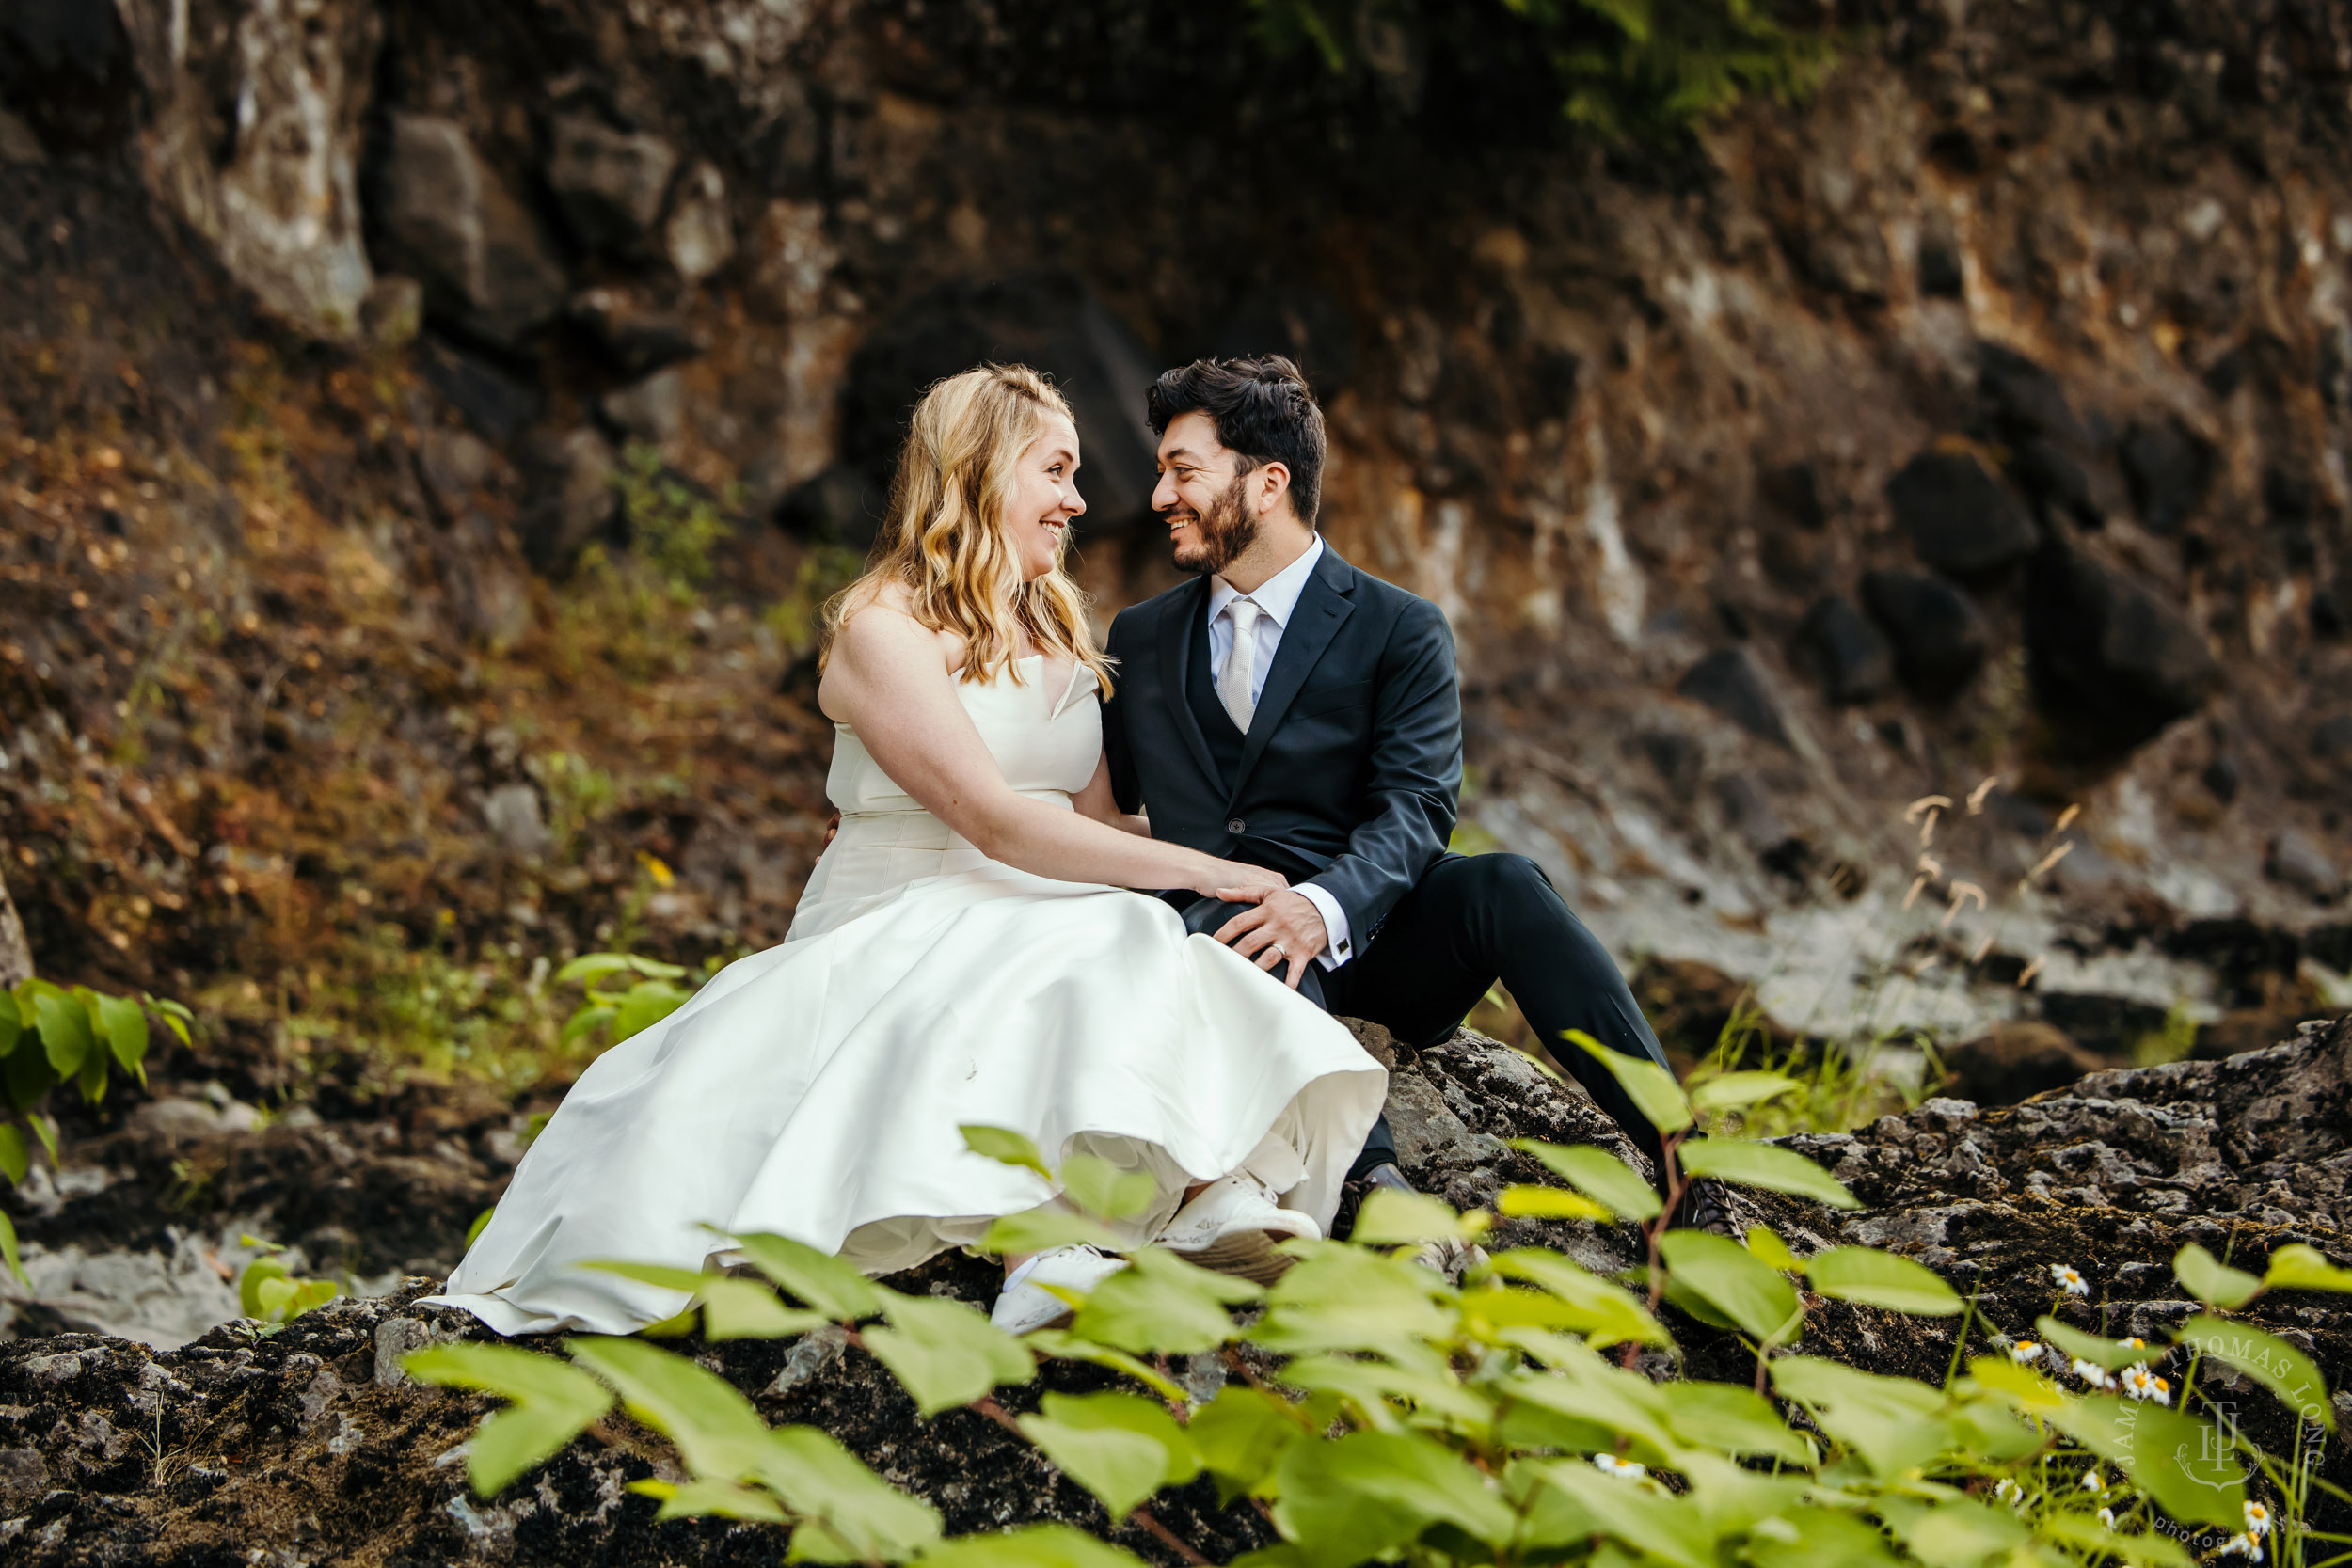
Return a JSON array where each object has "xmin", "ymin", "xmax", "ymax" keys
[{"xmin": 1145, "ymin": 356, "xmax": 1327, "ymax": 528}]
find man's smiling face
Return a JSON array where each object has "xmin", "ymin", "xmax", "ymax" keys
[{"xmin": 1152, "ymin": 412, "xmax": 1256, "ymax": 577}]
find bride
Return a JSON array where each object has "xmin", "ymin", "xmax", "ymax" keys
[{"xmin": 426, "ymin": 364, "xmax": 1387, "ymax": 1337}]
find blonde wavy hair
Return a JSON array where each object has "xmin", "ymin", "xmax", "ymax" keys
[{"xmin": 822, "ymin": 364, "xmax": 1113, "ymax": 693}]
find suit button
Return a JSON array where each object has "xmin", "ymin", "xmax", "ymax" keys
[{"xmin": 1226, "ymin": 817, "xmax": 1247, "ymax": 834}]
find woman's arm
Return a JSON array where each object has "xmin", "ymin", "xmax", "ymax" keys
[
  {"xmin": 1073, "ymin": 753, "xmax": 1150, "ymax": 836},
  {"xmin": 822, "ymin": 606, "xmax": 1270, "ymax": 899}
]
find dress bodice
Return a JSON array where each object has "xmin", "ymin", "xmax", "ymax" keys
[{"xmin": 792, "ymin": 657, "xmax": 1103, "ymax": 941}]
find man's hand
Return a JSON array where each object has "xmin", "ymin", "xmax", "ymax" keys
[{"xmin": 1214, "ymin": 889, "xmax": 1329, "ymax": 990}]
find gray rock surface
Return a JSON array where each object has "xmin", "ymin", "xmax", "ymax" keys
[
  {"xmin": 547, "ymin": 113, "xmax": 679, "ymax": 251},
  {"xmin": 375, "ymin": 113, "xmax": 568, "ymax": 346}
]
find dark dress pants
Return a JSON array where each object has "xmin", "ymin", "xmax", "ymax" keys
[{"xmin": 1179, "ymin": 852, "xmax": 1673, "ymax": 1183}]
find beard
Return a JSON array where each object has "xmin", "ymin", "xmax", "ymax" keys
[{"xmin": 1169, "ymin": 473, "xmax": 1258, "ymax": 578}]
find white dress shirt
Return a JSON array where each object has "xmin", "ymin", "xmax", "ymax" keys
[{"xmin": 1205, "ymin": 537, "xmax": 1355, "ymax": 970}]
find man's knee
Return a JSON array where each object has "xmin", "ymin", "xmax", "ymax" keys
[
  {"xmin": 1459, "ymin": 851, "xmax": 1557, "ymax": 910},
  {"xmin": 1179, "ymin": 897, "xmax": 1254, "ymax": 939}
]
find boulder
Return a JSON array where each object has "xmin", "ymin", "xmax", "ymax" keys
[
  {"xmin": 599, "ymin": 368, "xmax": 686, "ymax": 447},
  {"xmin": 545, "ymin": 113, "xmax": 677, "ymax": 251},
  {"xmin": 2119, "ymin": 419, "xmax": 2212, "ymax": 535},
  {"xmin": 569, "ymin": 287, "xmax": 707, "ymax": 374},
  {"xmin": 1938, "ymin": 1021, "xmax": 2104, "ymax": 1106},
  {"xmin": 1886, "ymin": 451, "xmax": 2038, "ymax": 577},
  {"xmin": 1796, "ymin": 595, "xmax": 1894, "ymax": 705},
  {"xmin": 2025, "ymin": 547, "xmax": 2222, "ymax": 753},
  {"xmin": 663, "ymin": 161, "xmax": 736, "ymax": 286},
  {"xmin": 2269, "ymin": 829, "xmax": 2344, "ymax": 903},
  {"xmin": 373, "ymin": 113, "xmax": 567, "ymax": 347},
  {"xmin": 1859, "ymin": 569, "xmax": 1988, "ymax": 701},
  {"xmin": 1675, "ymin": 648, "xmax": 1791, "ymax": 748},
  {"xmin": 1977, "ymin": 342, "xmax": 2090, "ymax": 449},
  {"xmin": 417, "ymin": 337, "xmax": 543, "ymax": 445},
  {"xmin": 840, "ymin": 271, "xmax": 1164, "ymax": 528},
  {"xmin": 482, "ymin": 783, "xmax": 551, "ymax": 858},
  {"xmin": 517, "ymin": 427, "xmax": 618, "ymax": 574}
]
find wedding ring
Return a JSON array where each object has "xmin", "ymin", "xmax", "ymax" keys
[{"xmin": 1270, "ymin": 943, "xmax": 1288, "ymax": 959}]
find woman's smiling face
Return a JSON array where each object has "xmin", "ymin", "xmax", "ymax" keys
[{"xmin": 1003, "ymin": 412, "xmax": 1087, "ymax": 581}]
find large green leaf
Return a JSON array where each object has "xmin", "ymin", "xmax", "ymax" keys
[
  {"xmin": 1272, "ymin": 1429, "xmax": 1516, "ymax": 1567},
  {"xmin": 1561, "ymin": 1029, "xmax": 1692, "ymax": 1133},
  {"xmin": 566, "ymin": 1336, "xmax": 772, "ymax": 1481},
  {"xmin": 1496, "ymin": 1339, "xmax": 1683, "ymax": 1465},
  {"xmin": 1961, "ymin": 1357, "xmax": 2068, "ymax": 1416},
  {"xmin": 1018, "ymin": 1401, "xmax": 1184, "ymax": 1521},
  {"xmin": 1678, "ymin": 1139, "xmax": 1857, "ymax": 1208},
  {"xmin": 1250, "ymin": 1242, "xmax": 1456, "ymax": 1358},
  {"xmin": 1804, "ymin": 1247, "xmax": 1962, "ymax": 1315},
  {"xmin": 1523, "ymin": 1458, "xmax": 1717, "ymax": 1568},
  {"xmin": 977, "ymin": 1209, "xmax": 1121, "ymax": 1257},
  {"xmin": 35, "ymin": 990, "xmax": 93, "ymax": 1077},
  {"xmin": 1187, "ymin": 1386, "xmax": 1309, "ymax": 1504},
  {"xmin": 1879, "ymin": 1497, "xmax": 2028, "ymax": 1568},
  {"xmin": 1659, "ymin": 1229, "xmax": 1803, "ymax": 1343},
  {"xmin": 555, "ymin": 952, "xmax": 688, "ymax": 985},
  {"xmin": 914, "ymin": 1524, "xmax": 1148, "ymax": 1567},
  {"xmin": 0, "ymin": 1123, "xmax": 26, "ymax": 1185},
  {"xmin": 6, "ymin": 1040, "xmax": 55, "ymax": 1113},
  {"xmin": 1689, "ymin": 1070, "xmax": 1803, "ymax": 1114},
  {"xmin": 1058, "ymin": 1154, "xmax": 1158, "ymax": 1221},
  {"xmin": 1069, "ymin": 1243, "xmax": 1257, "ymax": 1356},
  {"xmin": 863, "ymin": 1291, "xmax": 1035, "ymax": 1416},
  {"xmin": 1476, "ymin": 1250, "xmax": 1667, "ymax": 1347},
  {"xmin": 1743, "ymin": 1504, "xmax": 1907, "ymax": 1568},
  {"xmin": 2173, "ymin": 1243, "xmax": 2261, "ymax": 1310},
  {"xmin": 2175, "ymin": 1314, "xmax": 2333, "ymax": 1429},
  {"xmin": 1770, "ymin": 1356, "xmax": 1950, "ymax": 1476},
  {"xmin": 759, "ymin": 1426, "xmax": 943, "ymax": 1563},
  {"xmin": 728, "ymin": 1231, "xmax": 883, "ymax": 1321},
  {"xmin": 629, "ymin": 1476, "xmax": 788, "ymax": 1523},
  {"xmin": 0, "ymin": 989, "xmax": 20, "ymax": 1057},
  {"xmin": 403, "ymin": 1342, "xmax": 616, "ymax": 1497},
  {"xmin": 1021, "ymin": 1331, "xmax": 1187, "ymax": 1404},
  {"xmin": 2037, "ymin": 1512, "xmax": 2193, "ymax": 1566},
  {"xmin": 959, "ymin": 1124, "xmax": 1050, "ymax": 1180},
  {"xmin": 1350, "ymin": 1186, "xmax": 1488, "ymax": 1244},
  {"xmin": 2048, "ymin": 1395, "xmax": 2243, "ymax": 1529},
  {"xmin": 2035, "ymin": 1315, "xmax": 2159, "ymax": 1372},
  {"xmin": 1507, "ymin": 1139, "xmax": 1661, "ymax": 1222},
  {"xmin": 239, "ymin": 1257, "xmax": 290, "ymax": 1320},
  {"xmin": 1659, "ymin": 1380, "xmax": 1813, "ymax": 1465},
  {"xmin": 1284, "ymin": 1348, "xmax": 1496, "ymax": 1439},
  {"xmin": 580, "ymin": 1262, "xmax": 833, "ymax": 1340},
  {"xmin": 0, "ymin": 1209, "xmax": 24, "ymax": 1290},
  {"xmin": 2263, "ymin": 1243, "xmax": 2352, "ymax": 1294},
  {"xmin": 94, "ymin": 993, "xmax": 148, "ymax": 1082},
  {"xmin": 612, "ymin": 979, "xmax": 691, "ymax": 1042},
  {"xmin": 1493, "ymin": 1184, "xmax": 1613, "ymax": 1222}
]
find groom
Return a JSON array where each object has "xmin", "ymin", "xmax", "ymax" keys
[{"xmin": 1103, "ymin": 356, "xmax": 1686, "ymax": 1210}]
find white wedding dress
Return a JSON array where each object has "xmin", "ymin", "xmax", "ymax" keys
[{"xmin": 425, "ymin": 657, "xmax": 1387, "ymax": 1336}]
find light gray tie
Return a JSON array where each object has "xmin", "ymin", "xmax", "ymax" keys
[{"xmin": 1219, "ymin": 597, "xmax": 1263, "ymax": 732}]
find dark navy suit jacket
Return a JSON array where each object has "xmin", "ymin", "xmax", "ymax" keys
[{"xmin": 1102, "ymin": 544, "xmax": 1462, "ymax": 947}]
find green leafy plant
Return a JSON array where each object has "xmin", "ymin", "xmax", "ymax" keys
[
  {"xmin": 1249, "ymin": 0, "xmax": 1838, "ymax": 142},
  {"xmin": 553, "ymin": 952, "xmax": 700, "ymax": 1053},
  {"xmin": 0, "ymin": 974, "xmax": 189, "ymax": 1287},
  {"xmin": 412, "ymin": 1058, "xmax": 2352, "ymax": 1565},
  {"xmin": 613, "ymin": 442, "xmax": 736, "ymax": 593},
  {"xmin": 234, "ymin": 1233, "xmax": 341, "ymax": 1331}
]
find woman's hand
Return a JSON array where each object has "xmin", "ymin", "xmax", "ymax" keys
[{"xmin": 1196, "ymin": 860, "xmax": 1287, "ymax": 903}]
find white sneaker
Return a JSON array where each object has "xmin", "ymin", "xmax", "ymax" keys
[
  {"xmin": 1154, "ymin": 1173, "xmax": 1320, "ymax": 1284},
  {"xmin": 989, "ymin": 1244, "xmax": 1127, "ymax": 1335}
]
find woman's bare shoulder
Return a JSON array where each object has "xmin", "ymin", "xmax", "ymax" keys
[{"xmin": 828, "ymin": 581, "xmax": 964, "ymax": 682}]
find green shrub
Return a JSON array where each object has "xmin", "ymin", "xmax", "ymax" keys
[
  {"xmin": 1250, "ymin": 0, "xmax": 1839, "ymax": 142},
  {"xmin": 412, "ymin": 1029, "xmax": 2345, "ymax": 1565},
  {"xmin": 0, "ymin": 974, "xmax": 189, "ymax": 1287},
  {"xmin": 234, "ymin": 1233, "xmax": 341, "ymax": 1330}
]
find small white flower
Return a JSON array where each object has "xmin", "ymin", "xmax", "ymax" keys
[
  {"xmin": 2072, "ymin": 1358, "xmax": 2119, "ymax": 1390},
  {"xmin": 2052, "ymin": 1263, "xmax": 2090, "ymax": 1296},
  {"xmin": 2218, "ymin": 1531, "xmax": 2265, "ymax": 1562},
  {"xmin": 2010, "ymin": 1339, "xmax": 2044, "ymax": 1364},
  {"xmin": 2098, "ymin": 1506, "xmax": 2116, "ymax": 1529},
  {"xmin": 1994, "ymin": 1479, "xmax": 2023, "ymax": 1505},
  {"xmin": 2118, "ymin": 1336, "xmax": 2149, "ymax": 1358},
  {"xmin": 2080, "ymin": 1468, "xmax": 2106, "ymax": 1494},
  {"xmin": 2122, "ymin": 1365, "xmax": 2169, "ymax": 1402},
  {"xmin": 1590, "ymin": 1453, "xmax": 1646, "ymax": 1481},
  {"xmin": 2245, "ymin": 1502, "xmax": 2272, "ymax": 1539}
]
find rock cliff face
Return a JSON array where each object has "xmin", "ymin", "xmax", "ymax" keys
[
  {"xmin": 2, "ymin": 0, "xmax": 2348, "ymax": 1083},
  {"xmin": 0, "ymin": 1018, "xmax": 2344, "ymax": 1562}
]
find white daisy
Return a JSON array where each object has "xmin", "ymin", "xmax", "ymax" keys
[
  {"xmin": 2072, "ymin": 1358, "xmax": 2118, "ymax": 1390},
  {"xmin": 1590, "ymin": 1453, "xmax": 1646, "ymax": 1481},
  {"xmin": 2080, "ymin": 1468, "xmax": 2106, "ymax": 1494},
  {"xmin": 2052, "ymin": 1263, "xmax": 2089, "ymax": 1296},
  {"xmin": 2009, "ymin": 1339, "xmax": 2044, "ymax": 1364},
  {"xmin": 2245, "ymin": 1502, "xmax": 2272, "ymax": 1540}
]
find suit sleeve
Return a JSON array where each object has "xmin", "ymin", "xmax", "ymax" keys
[
  {"xmin": 1103, "ymin": 606, "xmax": 1144, "ymax": 816},
  {"xmin": 1301, "ymin": 599, "xmax": 1461, "ymax": 947}
]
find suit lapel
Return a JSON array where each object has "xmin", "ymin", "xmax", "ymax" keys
[
  {"xmin": 1230, "ymin": 546, "xmax": 1358, "ymax": 802},
  {"xmin": 1156, "ymin": 578, "xmax": 1222, "ymax": 788}
]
